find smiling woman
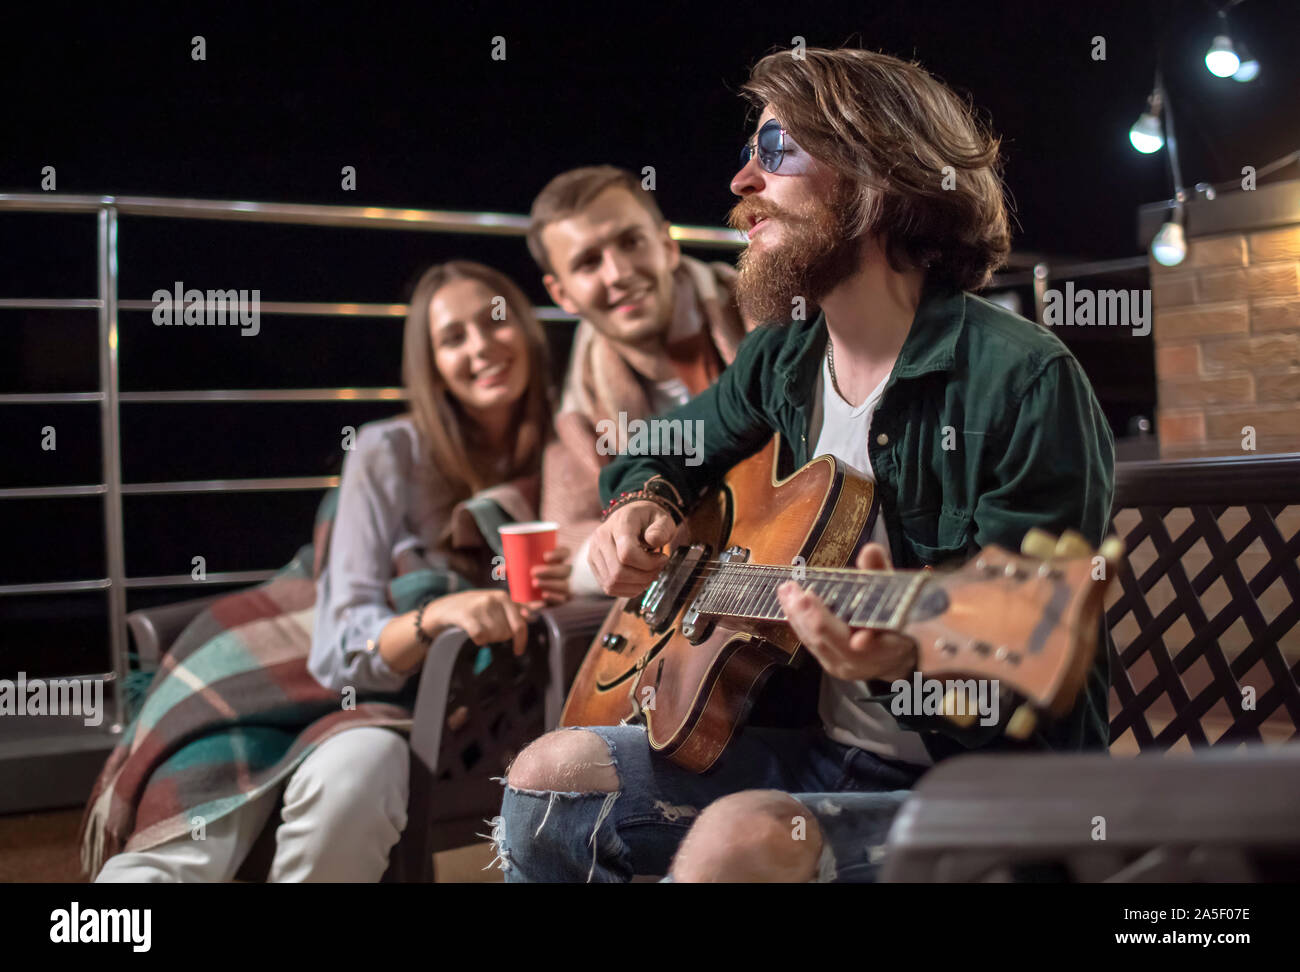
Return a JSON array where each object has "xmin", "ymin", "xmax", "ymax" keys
[
  {"xmin": 90, "ymin": 261, "xmax": 575, "ymax": 883},
  {"xmin": 314, "ymin": 260, "xmax": 569, "ymax": 687}
]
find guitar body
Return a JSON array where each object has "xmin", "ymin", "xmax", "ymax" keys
[{"xmin": 560, "ymin": 435, "xmax": 878, "ymax": 772}]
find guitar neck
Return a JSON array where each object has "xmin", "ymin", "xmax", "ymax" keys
[{"xmin": 692, "ymin": 562, "xmax": 930, "ymax": 631}]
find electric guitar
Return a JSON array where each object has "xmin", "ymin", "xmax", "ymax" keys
[{"xmin": 560, "ymin": 435, "xmax": 1122, "ymax": 772}]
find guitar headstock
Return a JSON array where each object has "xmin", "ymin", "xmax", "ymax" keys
[{"xmin": 905, "ymin": 528, "xmax": 1125, "ymax": 737}]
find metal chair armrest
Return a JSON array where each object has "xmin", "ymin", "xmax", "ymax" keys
[
  {"xmin": 125, "ymin": 593, "xmax": 225, "ymax": 669},
  {"xmin": 406, "ymin": 625, "xmax": 466, "ymax": 777}
]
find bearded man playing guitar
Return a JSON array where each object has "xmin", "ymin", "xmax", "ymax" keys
[{"xmin": 495, "ymin": 46, "xmax": 1116, "ymax": 883}]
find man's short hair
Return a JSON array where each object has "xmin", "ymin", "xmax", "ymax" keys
[
  {"xmin": 742, "ymin": 47, "xmax": 1012, "ymax": 291},
  {"xmin": 527, "ymin": 166, "xmax": 667, "ymax": 275}
]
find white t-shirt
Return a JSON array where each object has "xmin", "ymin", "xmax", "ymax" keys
[
  {"xmin": 647, "ymin": 376, "xmax": 691, "ymax": 415},
  {"xmin": 807, "ymin": 351, "xmax": 934, "ymax": 768},
  {"xmin": 644, "ymin": 281, "xmax": 702, "ymax": 414}
]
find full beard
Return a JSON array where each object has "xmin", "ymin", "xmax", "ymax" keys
[{"xmin": 728, "ymin": 187, "xmax": 863, "ymax": 325}]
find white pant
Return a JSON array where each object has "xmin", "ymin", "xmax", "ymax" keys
[{"xmin": 95, "ymin": 727, "xmax": 409, "ymax": 883}]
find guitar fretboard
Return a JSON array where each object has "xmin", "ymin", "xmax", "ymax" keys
[{"xmin": 691, "ymin": 562, "xmax": 926, "ymax": 629}]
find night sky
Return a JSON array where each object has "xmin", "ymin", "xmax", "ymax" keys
[{"xmin": 6, "ymin": 0, "xmax": 1299, "ymax": 261}]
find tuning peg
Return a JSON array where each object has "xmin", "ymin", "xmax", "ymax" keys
[
  {"xmin": 1099, "ymin": 536, "xmax": 1126, "ymax": 568},
  {"xmin": 1020, "ymin": 528, "xmax": 1058, "ymax": 560},
  {"xmin": 941, "ymin": 688, "xmax": 977, "ymax": 727},
  {"xmin": 1053, "ymin": 530, "xmax": 1092, "ymax": 559},
  {"xmin": 1005, "ymin": 704, "xmax": 1038, "ymax": 740}
]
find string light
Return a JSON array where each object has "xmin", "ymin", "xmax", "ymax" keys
[
  {"xmin": 1151, "ymin": 205, "xmax": 1188, "ymax": 267},
  {"xmin": 1205, "ymin": 21, "xmax": 1240, "ymax": 77},
  {"xmin": 1232, "ymin": 40, "xmax": 1260, "ymax": 82},
  {"xmin": 1129, "ymin": 88, "xmax": 1164, "ymax": 154},
  {"xmin": 1128, "ymin": 1, "xmax": 1274, "ymax": 267}
]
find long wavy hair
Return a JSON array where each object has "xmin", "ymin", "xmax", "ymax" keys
[
  {"xmin": 742, "ymin": 47, "xmax": 1013, "ymax": 291},
  {"xmin": 401, "ymin": 261, "xmax": 553, "ymax": 501}
]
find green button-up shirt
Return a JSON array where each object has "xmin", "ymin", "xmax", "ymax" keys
[{"xmin": 599, "ymin": 278, "xmax": 1115, "ymax": 762}]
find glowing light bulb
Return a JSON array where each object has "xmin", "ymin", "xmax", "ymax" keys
[
  {"xmin": 1152, "ymin": 221, "xmax": 1187, "ymax": 267},
  {"xmin": 1206, "ymin": 35, "xmax": 1240, "ymax": 77},
  {"xmin": 1129, "ymin": 111, "xmax": 1164, "ymax": 153}
]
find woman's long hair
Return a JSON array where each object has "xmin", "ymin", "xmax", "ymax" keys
[{"xmin": 402, "ymin": 261, "xmax": 553, "ymax": 502}]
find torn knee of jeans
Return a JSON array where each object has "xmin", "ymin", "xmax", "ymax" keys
[
  {"xmin": 505, "ymin": 732, "xmax": 620, "ymax": 794},
  {"xmin": 505, "ymin": 759, "xmax": 620, "ymax": 796},
  {"xmin": 504, "ymin": 783, "xmax": 617, "ymax": 799},
  {"xmin": 517, "ymin": 785, "xmax": 624, "ymax": 850}
]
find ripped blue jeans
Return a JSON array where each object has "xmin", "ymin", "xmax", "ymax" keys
[{"xmin": 492, "ymin": 723, "xmax": 927, "ymax": 883}]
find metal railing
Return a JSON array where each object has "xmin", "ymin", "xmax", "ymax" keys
[{"xmin": 0, "ymin": 192, "xmax": 748, "ymax": 737}]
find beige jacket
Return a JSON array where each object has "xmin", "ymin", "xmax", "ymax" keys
[{"xmin": 540, "ymin": 255, "xmax": 752, "ymax": 583}]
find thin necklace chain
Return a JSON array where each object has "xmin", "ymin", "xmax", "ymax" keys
[{"xmin": 827, "ymin": 338, "xmax": 846, "ymax": 401}]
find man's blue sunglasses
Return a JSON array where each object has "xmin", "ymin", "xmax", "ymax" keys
[{"xmin": 739, "ymin": 119, "xmax": 791, "ymax": 173}]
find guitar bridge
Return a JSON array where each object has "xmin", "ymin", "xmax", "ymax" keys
[
  {"xmin": 640, "ymin": 543, "xmax": 708, "ymax": 632},
  {"xmin": 681, "ymin": 545, "xmax": 748, "ymax": 644}
]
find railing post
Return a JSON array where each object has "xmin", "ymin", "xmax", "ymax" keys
[
  {"xmin": 97, "ymin": 204, "xmax": 127, "ymax": 732},
  {"xmin": 1033, "ymin": 262, "xmax": 1050, "ymax": 326}
]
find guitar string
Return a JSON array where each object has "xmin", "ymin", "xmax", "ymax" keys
[
  {"xmin": 648, "ymin": 561, "xmax": 915, "ymax": 624},
  {"xmin": 678, "ymin": 565, "xmax": 906, "ymax": 619}
]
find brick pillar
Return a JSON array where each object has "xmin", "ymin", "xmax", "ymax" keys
[{"xmin": 1150, "ymin": 216, "xmax": 1300, "ymax": 458}]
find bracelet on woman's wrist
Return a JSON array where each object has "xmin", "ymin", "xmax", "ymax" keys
[{"xmin": 413, "ymin": 595, "xmax": 436, "ymax": 648}]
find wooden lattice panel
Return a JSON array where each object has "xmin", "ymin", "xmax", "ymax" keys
[{"xmin": 1105, "ymin": 501, "xmax": 1300, "ymax": 753}]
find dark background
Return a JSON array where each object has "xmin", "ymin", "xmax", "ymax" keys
[
  {"xmin": 6, "ymin": 0, "xmax": 1299, "ymax": 261},
  {"xmin": 3, "ymin": 0, "xmax": 1299, "ymax": 676}
]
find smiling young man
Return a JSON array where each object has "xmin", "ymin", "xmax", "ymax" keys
[
  {"xmin": 495, "ymin": 47, "xmax": 1115, "ymax": 883},
  {"xmin": 529, "ymin": 167, "xmax": 751, "ymax": 591}
]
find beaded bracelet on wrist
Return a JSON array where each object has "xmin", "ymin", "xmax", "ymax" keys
[
  {"xmin": 412, "ymin": 594, "xmax": 436, "ymax": 648},
  {"xmin": 601, "ymin": 486, "xmax": 685, "ymax": 525}
]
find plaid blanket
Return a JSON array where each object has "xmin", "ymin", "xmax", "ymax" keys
[{"xmin": 80, "ymin": 483, "xmax": 525, "ymax": 878}]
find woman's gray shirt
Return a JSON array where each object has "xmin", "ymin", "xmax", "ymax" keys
[{"xmin": 308, "ymin": 415, "xmax": 460, "ymax": 694}]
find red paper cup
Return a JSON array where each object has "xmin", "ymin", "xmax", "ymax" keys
[{"xmin": 498, "ymin": 521, "xmax": 558, "ymax": 603}]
